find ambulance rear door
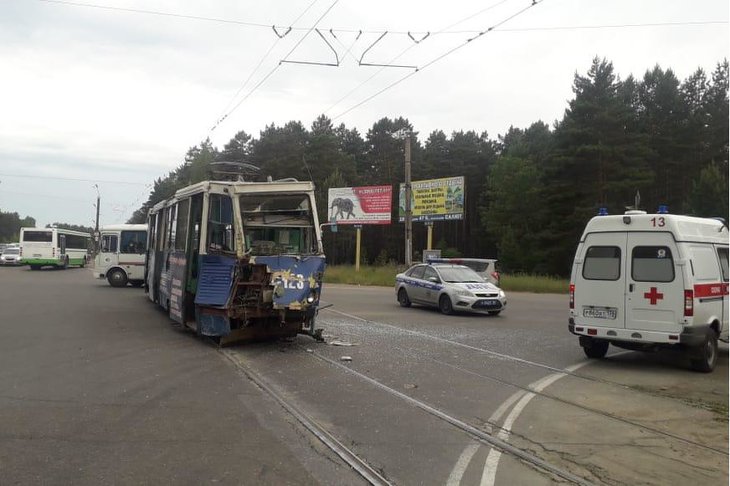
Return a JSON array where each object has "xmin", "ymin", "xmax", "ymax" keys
[
  {"xmin": 625, "ymin": 233, "xmax": 683, "ymax": 334},
  {"xmin": 574, "ymin": 233, "xmax": 627, "ymax": 329}
]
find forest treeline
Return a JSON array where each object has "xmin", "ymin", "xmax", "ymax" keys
[
  {"xmin": 0, "ymin": 211, "xmax": 36, "ymax": 243},
  {"xmin": 129, "ymin": 58, "xmax": 729, "ymax": 276},
  {"xmin": 0, "ymin": 215, "xmax": 94, "ymax": 243}
]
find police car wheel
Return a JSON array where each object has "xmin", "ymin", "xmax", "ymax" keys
[
  {"xmin": 690, "ymin": 331, "xmax": 718, "ymax": 373},
  {"xmin": 397, "ymin": 288, "xmax": 411, "ymax": 307},
  {"xmin": 439, "ymin": 295, "xmax": 454, "ymax": 315},
  {"xmin": 582, "ymin": 339, "xmax": 609, "ymax": 359}
]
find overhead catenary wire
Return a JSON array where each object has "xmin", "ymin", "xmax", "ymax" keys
[
  {"xmin": 37, "ymin": 0, "xmax": 728, "ymax": 35},
  {"xmin": 324, "ymin": 0, "xmax": 514, "ymax": 116},
  {"xmin": 209, "ymin": 0, "xmax": 341, "ymax": 133},
  {"xmin": 331, "ymin": 0, "xmax": 545, "ymax": 122},
  {"xmin": 210, "ymin": 0, "xmax": 322, "ymax": 132},
  {"xmin": 0, "ymin": 173, "xmax": 148, "ymax": 186}
]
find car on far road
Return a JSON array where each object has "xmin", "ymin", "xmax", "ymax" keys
[
  {"xmin": 395, "ymin": 263, "xmax": 507, "ymax": 315},
  {"xmin": 426, "ymin": 257, "xmax": 500, "ymax": 286},
  {"xmin": 0, "ymin": 247, "xmax": 22, "ymax": 265}
]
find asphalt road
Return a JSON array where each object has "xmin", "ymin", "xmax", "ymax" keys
[
  {"xmin": 0, "ymin": 266, "xmax": 363, "ymax": 486},
  {"xmin": 0, "ymin": 267, "xmax": 727, "ymax": 485}
]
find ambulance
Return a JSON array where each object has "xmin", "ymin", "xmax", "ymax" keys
[{"xmin": 568, "ymin": 207, "xmax": 728, "ymax": 372}]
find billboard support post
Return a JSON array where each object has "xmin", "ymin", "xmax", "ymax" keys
[
  {"xmin": 354, "ymin": 224, "xmax": 362, "ymax": 272},
  {"xmin": 425, "ymin": 221, "xmax": 433, "ymax": 250}
]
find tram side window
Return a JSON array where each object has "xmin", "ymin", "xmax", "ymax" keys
[
  {"xmin": 101, "ymin": 235, "xmax": 118, "ymax": 253},
  {"xmin": 168, "ymin": 204, "xmax": 178, "ymax": 250},
  {"xmin": 208, "ymin": 195, "xmax": 234, "ymax": 252}
]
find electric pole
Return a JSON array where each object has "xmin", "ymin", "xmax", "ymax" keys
[
  {"xmin": 404, "ymin": 135, "xmax": 412, "ymax": 267},
  {"xmin": 93, "ymin": 184, "xmax": 100, "ymax": 254}
]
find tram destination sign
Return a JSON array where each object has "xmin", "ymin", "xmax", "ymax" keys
[{"xmin": 398, "ymin": 176, "xmax": 465, "ymax": 222}]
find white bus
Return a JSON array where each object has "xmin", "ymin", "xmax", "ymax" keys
[
  {"xmin": 95, "ymin": 224, "xmax": 147, "ymax": 287},
  {"xmin": 20, "ymin": 227, "xmax": 90, "ymax": 270}
]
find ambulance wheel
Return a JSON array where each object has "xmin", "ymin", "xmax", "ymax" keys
[
  {"xmin": 439, "ymin": 295, "xmax": 454, "ymax": 315},
  {"xmin": 689, "ymin": 331, "xmax": 718, "ymax": 373},
  {"xmin": 398, "ymin": 288, "xmax": 411, "ymax": 307},
  {"xmin": 582, "ymin": 338, "xmax": 609, "ymax": 359},
  {"xmin": 108, "ymin": 268, "xmax": 128, "ymax": 288}
]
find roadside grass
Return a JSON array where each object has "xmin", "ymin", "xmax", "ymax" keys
[{"xmin": 323, "ymin": 265, "xmax": 569, "ymax": 294}]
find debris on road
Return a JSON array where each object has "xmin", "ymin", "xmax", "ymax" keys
[
  {"xmin": 330, "ymin": 340, "xmax": 358, "ymax": 347},
  {"xmin": 340, "ymin": 356, "xmax": 352, "ymax": 362},
  {"xmin": 403, "ymin": 383, "xmax": 418, "ymax": 390}
]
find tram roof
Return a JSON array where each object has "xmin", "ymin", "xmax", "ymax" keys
[{"xmin": 149, "ymin": 180, "xmax": 316, "ymax": 213}]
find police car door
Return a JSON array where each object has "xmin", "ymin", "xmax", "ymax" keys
[
  {"xmin": 626, "ymin": 233, "xmax": 683, "ymax": 334},
  {"xmin": 575, "ymin": 233, "xmax": 627, "ymax": 329},
  {"xmin": 422, "ymin": 266, "xmax": 441, "ymax": 305}
]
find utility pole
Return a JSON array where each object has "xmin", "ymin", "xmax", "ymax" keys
[
  {"xmin": 93, "ymin": 184, "xmax": 100, "ymax": 254},
  {"xmin": 404, "ymin": 135, "xmax": 412, "ymax": 267}
]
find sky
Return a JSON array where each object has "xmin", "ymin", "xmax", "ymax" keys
[{"xmin": 0, "ymin": 0, "xmax": 728, "ymax": 228}]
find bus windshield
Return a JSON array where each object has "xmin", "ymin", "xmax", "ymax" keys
[{"xmin": 240, "ymin": 194, "xmax": 316, "ymax": 255}]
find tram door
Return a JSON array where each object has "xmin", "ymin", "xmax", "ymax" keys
[{"xmin": 186, "ymin": 194, "xmax": 204, "ymax": 298}]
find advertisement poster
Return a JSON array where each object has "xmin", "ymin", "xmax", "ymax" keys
[
  {"xmin": 398, "ymin": 176, "xmax": 465, "ymax": 222},
  {"xmin": 327, "ymin": 185, "xmax": 393, "ymax": 225}
]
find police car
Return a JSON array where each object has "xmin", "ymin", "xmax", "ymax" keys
[{"xmin": 395, "ymin": 263, "xmax": 507, "ymax": 315}]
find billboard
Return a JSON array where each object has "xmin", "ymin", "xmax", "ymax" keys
[
  {"xmin": 398, "ymin": 176, "xmax": 465, "ymax": 222},
  {"xmin": 327, "ymin": 185, "xmax": 393, "ymax": 225}
]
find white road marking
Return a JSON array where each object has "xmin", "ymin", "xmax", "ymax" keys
[
  {"xmin": 446, "ymin": 442, "xmax": 481, "ymax": 486},
  {"xmin": 479, "ymin": 354, "xmax": 629, "ymax": 486}
]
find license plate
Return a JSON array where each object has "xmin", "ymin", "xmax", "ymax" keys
[
  {"xmin": 475, "ymin": 299, "xmax": 500, "ymax": 309},
  {"xmin": 583, "ymin": 307, "xmax": 617, "ymax": 319}
]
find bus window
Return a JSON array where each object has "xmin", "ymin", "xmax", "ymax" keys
[
  {"xmin": 120, "ymin": 231, "xmax": 146, "ymax": 254},
  {"xmin": 101, "ymin": 234, "xmax": 118, "ymax": 253}
]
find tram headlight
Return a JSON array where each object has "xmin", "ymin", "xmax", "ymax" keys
[{"xmin": 307, "ymin": 290, "xmax": 317, "ymax": 303}]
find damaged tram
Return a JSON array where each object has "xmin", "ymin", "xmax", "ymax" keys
[{"xmin": 145, "ymin": 180, "xmax": 326, "ymax": 344}]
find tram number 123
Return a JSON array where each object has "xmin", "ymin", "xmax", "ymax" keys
[{"xmin": 277, "ymin": 274, "xmax": 306, "ymax": 290}]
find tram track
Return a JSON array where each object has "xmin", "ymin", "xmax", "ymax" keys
[
  {"xmin": 217, "ymin": 335, "xmax": 596, "ymax": 485},
  {"xmin": 219, "ymin": 348, "xmax": 393, "ymax": 486},
  {"xmin": 298, "ymin": 344, "xmax": 596, "ymax": 486},
  {"xmin": 320, "ymin": 308, "xmax": 728, "ymax": 457}
]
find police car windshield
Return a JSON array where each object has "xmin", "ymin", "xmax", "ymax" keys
[{"xmin": 436, "ymin": 266, "xmax": 483, "ymax": 283}]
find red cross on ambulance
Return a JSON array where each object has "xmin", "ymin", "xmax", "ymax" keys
[{"xmin": 643, "ymin": 287, "xmax": 664, "ymax": 305}]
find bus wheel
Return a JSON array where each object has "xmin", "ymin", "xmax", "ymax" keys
[
  {"xmin": 108, "ymin": 268, "xmax": 128, "ymax": 288},
  {"xmin": 689, "ymin": 330, "xmax": 718, "ymax": 373}
]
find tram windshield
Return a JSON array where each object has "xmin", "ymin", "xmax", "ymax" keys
[{"xmin": 240, "ymin": 194, "xmax": 317, "ymax": 255}]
